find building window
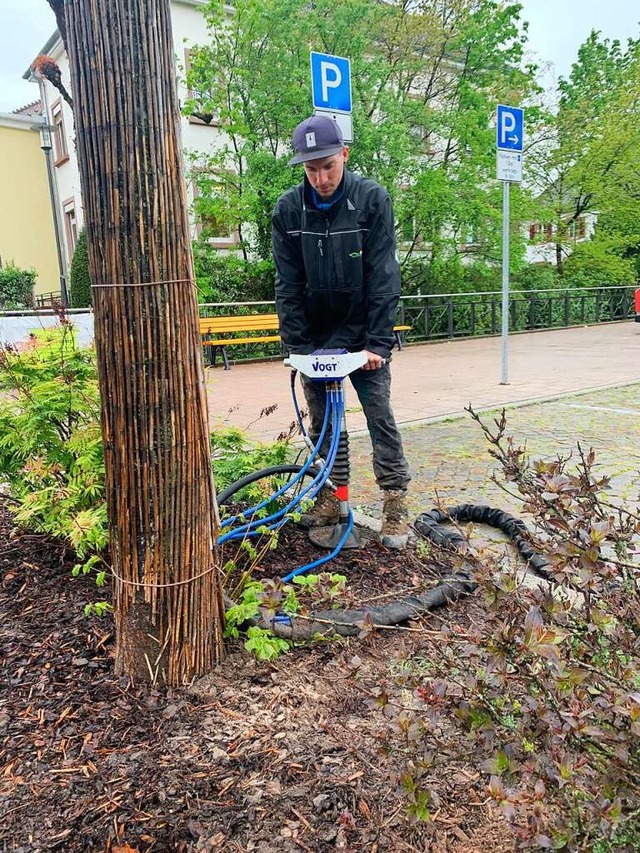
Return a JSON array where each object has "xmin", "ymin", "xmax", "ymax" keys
[
  {"xmin": 529, "ymin": 223, "xmax": 540, "ymax": 241},
  {"xmin": 62, "ymin": 198, "xmax": 78, "ymax": 259},
  {"xmin": 544, "ymin": 223, "xmax": 553, "ymax": 241},
  {"xmin": 191, "ymin": 173, "xmax": 238, "ymax": 247},
  {"xmin": 577, "ymin": 217, "xmax": 586, "ymax": 239},
  {"xmin": 51, "ymin": 100, "xmax": 69, "ymax": 166}
]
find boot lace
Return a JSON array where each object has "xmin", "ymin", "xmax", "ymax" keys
[{"xmin": 382, "ymin": 492, "xmax": 408, "ymax": 535}]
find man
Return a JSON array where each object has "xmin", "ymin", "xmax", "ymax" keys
[{"xmin": 272, "ymin": 114, "xmax": 411, "ymax": 549}]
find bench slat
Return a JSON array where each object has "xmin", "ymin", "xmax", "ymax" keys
[
  {"xmin": 202, "ymin": 335, "xmax": 281, "ymax": 347},
  {"xmin": 199, "ymin": 314, "xmax": 279, "ymax": 334}
]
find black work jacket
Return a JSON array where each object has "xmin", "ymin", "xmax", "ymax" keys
[{"xmin": 272, "ymin": 169, "xmax": 401, "ymax": 358}]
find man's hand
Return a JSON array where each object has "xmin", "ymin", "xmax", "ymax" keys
[{"xmin": 362, "ymin": 350, "xmax": 385, "ymax": 371}]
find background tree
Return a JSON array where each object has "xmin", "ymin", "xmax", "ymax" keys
[
  {"xmin": 63, "ymin": 0, "xmax": 225, "ymax": 685},
  {"xmin": 184, "ymin": 0, "xmax": 539, "ymax": 285},
  {"xmin": 69, "ymin": 229, "xmax": 91, "ymax": 308},
  {"xmin": 526, "ymin": 31, "xmax": 640, "ymax": 280}
]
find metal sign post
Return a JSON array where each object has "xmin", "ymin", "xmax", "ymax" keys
[
  {"xmin": 310, "ymin": 51, "xmax": 354, "ymax": 143},
  {"xmin": 496, "ymin": 104, "xmax": 524, "ymax": 385},
  {"xmin": 501, "ymin": 181, "xmax": 510, "ymax": 385}
]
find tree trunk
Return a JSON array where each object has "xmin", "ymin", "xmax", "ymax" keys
[
  {"xmin": 63, "ymin": 0, "xmax": 225, "ymax": 684},
  {"xmin": 556, "ymin": 241, "xmax": 564, "ymax": 276}
]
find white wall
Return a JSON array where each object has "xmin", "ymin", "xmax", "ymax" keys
[{"xmin": 0, "ymin": 312, "xmax": 94, "ymax": 348}]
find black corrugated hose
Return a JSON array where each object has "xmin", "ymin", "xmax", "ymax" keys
[{"xmin": 220, "ymin": 486, "xmax": 551, "ymax": 641}]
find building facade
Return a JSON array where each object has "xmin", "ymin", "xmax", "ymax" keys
[
  {"xmin": 0, "ymin": 110, "xmax": 60, "ymax": 298},
  {"xmin": 21, "ymin": 0, "xmax": 230, "ymax": 300}
]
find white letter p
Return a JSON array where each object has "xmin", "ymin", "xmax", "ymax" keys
[{"xmin": 320, "ymin": 61, "xmax": 342, "ymax": 103}]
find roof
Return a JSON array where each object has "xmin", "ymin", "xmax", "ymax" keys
[
  {"xmin": 12, "ymin": 99, "xmax": 43, "ymax": 117},
  {"xmin": 0, "ymin": 111, "xmax": 43, "ymax": 131}
]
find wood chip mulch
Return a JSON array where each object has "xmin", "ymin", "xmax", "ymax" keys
[{"xmin": 1, "ymin": 497, "xmax": 516, "ymax": 853}]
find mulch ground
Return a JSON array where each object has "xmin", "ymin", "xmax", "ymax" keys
[{"xmin": 0, "ymin": 496, "xmax": 516, "ymax": 853}]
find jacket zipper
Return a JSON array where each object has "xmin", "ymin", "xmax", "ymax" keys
[{"xmin": 318, "ymin": 220, "xmax": 330, "ymax": 257}]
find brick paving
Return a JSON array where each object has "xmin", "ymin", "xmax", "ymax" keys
[
  {"xmin": 206, "ymin": 321, "xmax": 640, "ymax": 522},
  {"xmin": 350, "ymin": 383, "xmax": 640, "ymax": 522}
]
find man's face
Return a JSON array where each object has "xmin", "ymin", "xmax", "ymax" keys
[{"xmin": 303, "ymin": 147, "xmax": 349, "ymax": 199}]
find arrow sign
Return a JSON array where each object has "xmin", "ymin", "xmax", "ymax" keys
[{"xmin": 496, "ymin": 104, "xmax": 524, "ymax": 153}]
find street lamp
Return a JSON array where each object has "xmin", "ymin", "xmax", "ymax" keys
[
  {"xmin": 39, "ymin": 120, "xmax": 53, "ymax": 152},
  {"xmin": 34, "ymin": 115, "xmax": 69, "ymax": 308},
  {"xmin": 29, "ymin": 73, "xmax": 70, "ymax": 308}
]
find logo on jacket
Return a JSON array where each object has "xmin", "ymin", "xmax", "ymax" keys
[{"xmin": 349, "ymin": 251, "xmax": 362, "ymax": 258}]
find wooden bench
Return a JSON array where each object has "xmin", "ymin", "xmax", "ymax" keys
[
  {"xmin": 199, "ymin": 313, "xmax": 411, "ymax": 369},
  {"xmin": 199, "ymin": 314, "xmax": 282, "ymax": 370}
]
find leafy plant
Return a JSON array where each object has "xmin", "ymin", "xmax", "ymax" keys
[
  {"xmin": 211, "ymin": 425, "xmax": 292, "ymax": 504},
  {"xmin": 375, "ymin": 408, "xmax": 640, "ymax": 849},
  {"xmin": 244, "ymin": 626, "xmax": 289, "ymax": 661},
  {"xmin": 0, "ymin": 262, "xmax": 36, "ymax": 309},
  {"xmin": 0, "ymin": 326, "xmax": 107, "ymax": 561}
]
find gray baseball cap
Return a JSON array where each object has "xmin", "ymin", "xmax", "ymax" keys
[{"xmin": 288, "ymin": 115, "xmax": 345, "ymax": 165}]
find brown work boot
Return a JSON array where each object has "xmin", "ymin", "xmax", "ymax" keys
[
  {"xmin": 297, "ymin": 486, "xmax": 339, "ymax": 529},
  {"xmin": 381, "ymin": 489, "xmax": 409, "ymax": 549}
]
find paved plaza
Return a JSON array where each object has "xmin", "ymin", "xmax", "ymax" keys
[{"xmin": 205, "ymin": 321, "xmax": 640, "ymax": 520}]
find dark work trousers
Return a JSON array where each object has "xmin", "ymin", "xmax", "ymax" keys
[{"xmin": 300, "ymin": 362, "xmax": 411, "ymax": 491}]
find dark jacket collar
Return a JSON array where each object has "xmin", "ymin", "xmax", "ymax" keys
[{"xmin": 302, "ymin": 168, "xmax": 355, "ymax": 215}]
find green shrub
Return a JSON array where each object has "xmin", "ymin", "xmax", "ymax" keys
[
  {"xmin": 0, "ymin": 262, "xmax": 36, "ymax": 309},
  {"xmin": 69, "ymin": 230, "xmax": 92, "ymax": 308},
  {"xmin": 211, "ymin": 424, "xmax": 291, "ymax": 502},
  {"xmin": 0, "ymin": 326, "xmax": 106, "ymax": 558},
  {"xmin": 514, "ymin": 262, "xmax": 558, "ymax": 291},
  {"xmin": 562, "ymin": 240, "xmax": 637, "ymax": 288},
  {"xmin": 193, "ymin": 242, "xmax": 275, "ymax": 303},
  {"xmin": 0, "ymin": 330, "xmax": 291, "ymax": 561}
]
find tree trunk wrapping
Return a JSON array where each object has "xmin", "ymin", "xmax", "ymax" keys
[{"xmin": 64, "ymin": 0, "xmax": 225, "ymax": 684}]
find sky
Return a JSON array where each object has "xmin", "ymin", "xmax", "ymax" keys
[{"xmin": 0, "ymin": 0, "xmax": 639, "ymax": 114}]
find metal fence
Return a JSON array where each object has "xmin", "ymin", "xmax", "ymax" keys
[
  {"xmin": 395, "ymin": 285, "xmax": 637, "ymax": 342},
  {"xmin": 9, "ymin": 286, "xmax": 635, "ymax": 359},
  {"xmin": 200, "ymin": 285, "xmax": 637, "ymax": 351}
]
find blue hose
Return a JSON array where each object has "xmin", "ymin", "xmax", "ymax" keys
[
  {"xmin": 219, "ymin": 384, "xmax": 332, "ymax": 530},
  {"xmin": 217, "ymin": 387, "xmax": 343, "ymax": 545},
  {"xmin": 218, "ymin": 401, "xmax": 340, "ymax": 543},
  {"xmin": 217, "ymin": 377, "xmax": 354, "ymax": 583},
  {"xmin": 281, "ymin": 510, "xmax": 355, "ymax": 583}
]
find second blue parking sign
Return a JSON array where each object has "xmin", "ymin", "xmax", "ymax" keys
[{"xmin": 496, "ymin": 104, "xmax": 524, "ymax": 152}]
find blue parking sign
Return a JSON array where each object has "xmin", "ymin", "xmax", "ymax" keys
[
  {"xmin": 496, "ymin": 105, "xmax": 524, "ymax": 152},
  {"xmin": 311, "ymin": 52, "xmax": 352, "ymax": 113}
]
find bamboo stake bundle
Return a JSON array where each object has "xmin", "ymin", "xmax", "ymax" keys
[{"xmin": 63, "ymin": 0, "xmax": 225, "ymax": 683}]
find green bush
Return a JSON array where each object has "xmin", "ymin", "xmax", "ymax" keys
[
  {"xmin": 562, "ymin": 240, "xmax": 637, "ymax": 288},
  {"xmin": 0, "ymin": 262, "xmax": 36, "ymax": 309},
  {"xmin": 0, "ymin": 327, "xmax": 106, "ymax": 559},
  {"xmin": 193, "ymin": 242, "xmax": 275, "ymax": 303},
  {"xmin": 513, "ymin": 262, "xmax": 559, "ymax": 291},
  {"xmin": 0, "ymin": 329, "xmax": 292, "ymax": 561},
  {"xmin": 69, "ymin": 230, "xmax": 92, "ymax": 308}
]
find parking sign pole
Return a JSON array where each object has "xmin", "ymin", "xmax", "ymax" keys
[
  {"xmin": 496, "ymin": 104, "xmax": 524, "ymax": 386},
  {"xmin": 501, "ymin": 180, "xmax": 510, "ymax": 385}
]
